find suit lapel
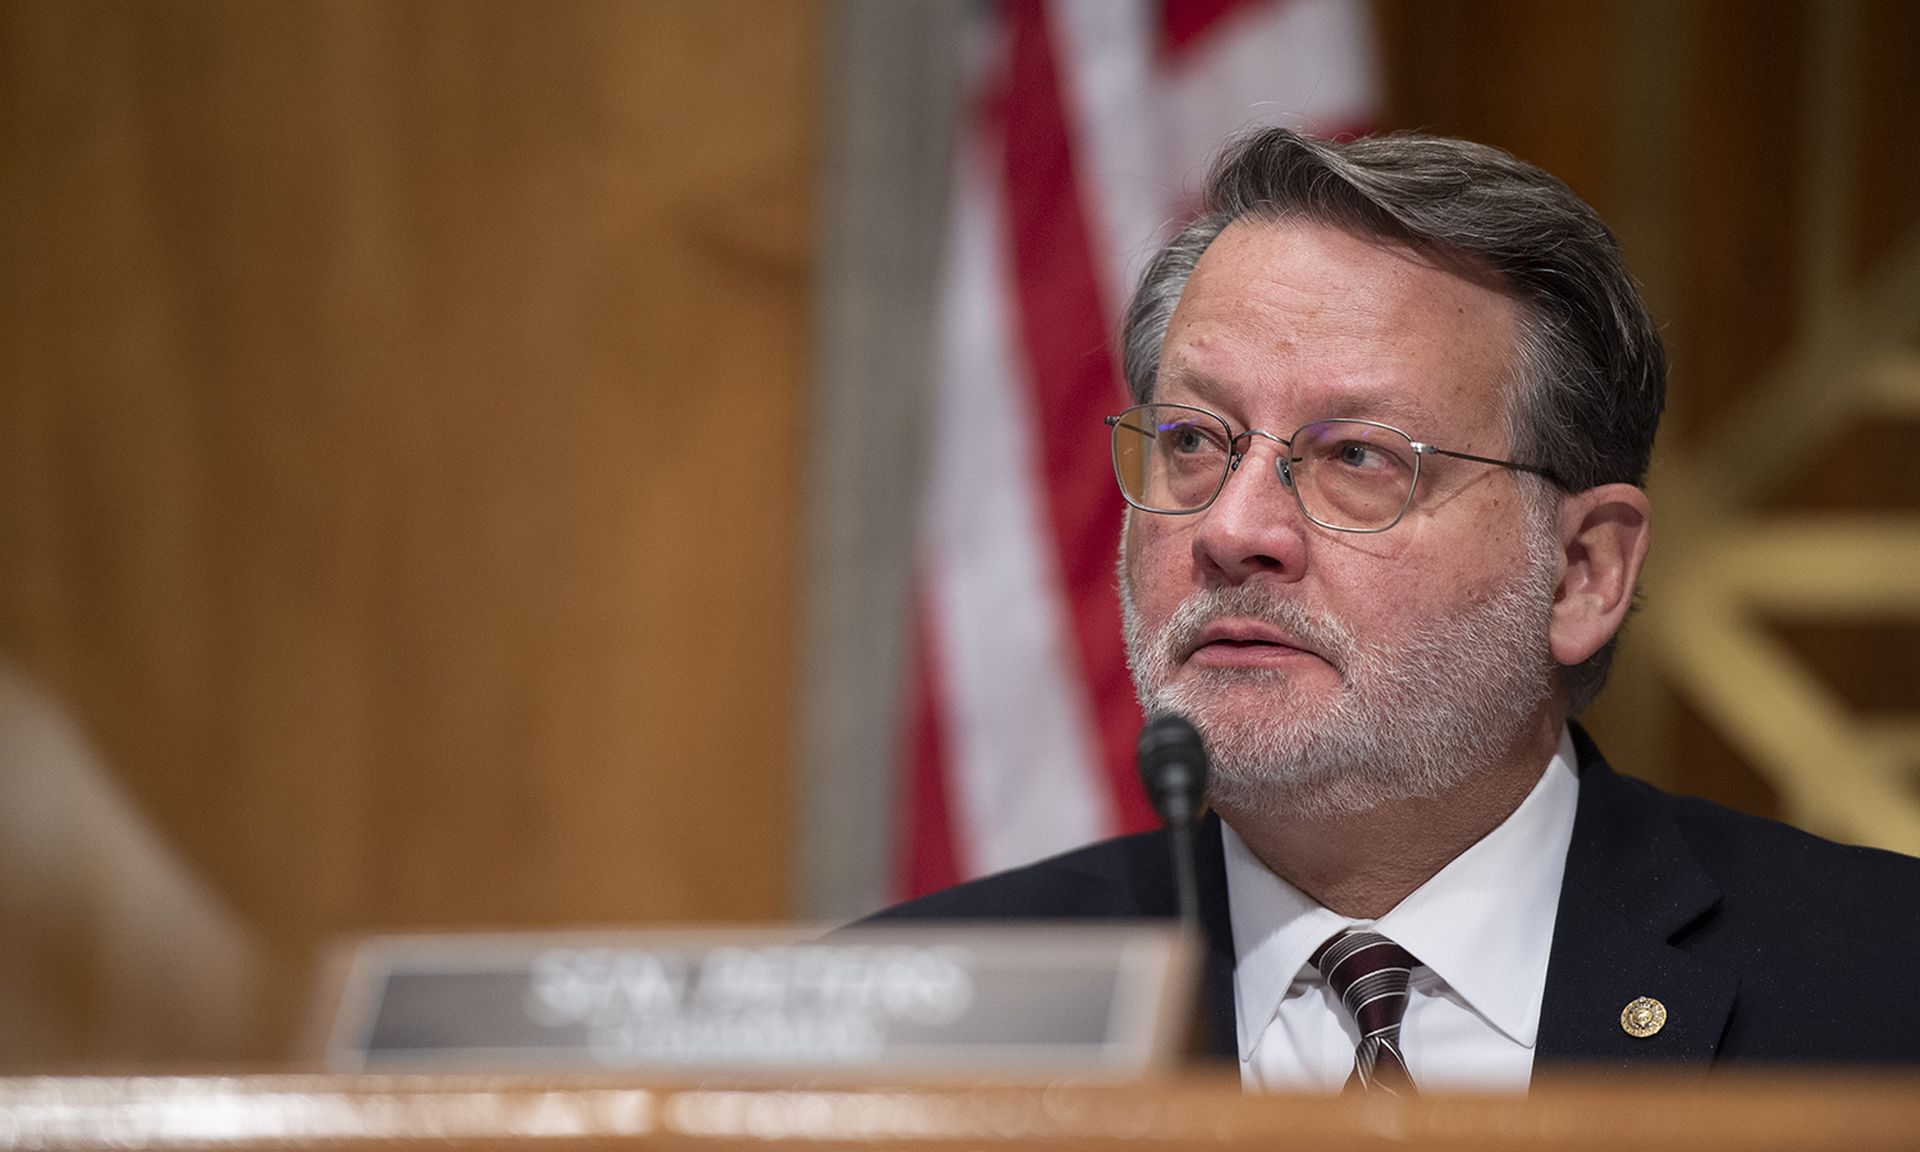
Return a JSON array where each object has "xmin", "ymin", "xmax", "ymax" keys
[{"xmin": 1536, "ymin": 728, "xmax": 1740, "ymax": 1067}]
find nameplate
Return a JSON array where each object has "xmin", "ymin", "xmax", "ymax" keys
[{"xmin": 314, "ymin": 924, "xmax": 1195, "ymax": 1078}]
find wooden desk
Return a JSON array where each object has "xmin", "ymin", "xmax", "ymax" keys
[{"xmin": 3, "ymin": 1071, "xmax": 1917, "ymax": 1150}]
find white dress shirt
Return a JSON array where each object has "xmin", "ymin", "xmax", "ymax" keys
[{"xmin": 1225, "ymin": 727, "xmax": 1580, "ymax": 1094}]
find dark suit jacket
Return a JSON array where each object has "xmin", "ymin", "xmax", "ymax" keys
[{"xmin": 870, "ymin": 727, "xmax": 1920, "ymax": 1069}]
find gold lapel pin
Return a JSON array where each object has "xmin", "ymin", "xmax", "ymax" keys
[{"xmin": 1621, "ymin": 996, "xmax": 1667, "ymax": 1038}]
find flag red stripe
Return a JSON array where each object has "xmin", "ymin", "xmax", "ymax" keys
[
  {"xmin": 1160, "ymin": 0, "xmax": 1276, "ymax": 57},
  {"xmin": 901, "ymin": 599, "xmax": 961, "ymax": 898},
  {"xmin": 1001, "ymin": 0, "xmax": 1155, "ymax": 835}
]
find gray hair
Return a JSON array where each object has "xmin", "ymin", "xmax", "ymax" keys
[{"xmin": 1119, "ymin": 128, "xmax": 1666, "ymax": 716}]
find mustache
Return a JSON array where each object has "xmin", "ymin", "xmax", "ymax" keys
[{"xmin": 1157, "ymin": 585, "xmax": 1357, "ymax": 674}]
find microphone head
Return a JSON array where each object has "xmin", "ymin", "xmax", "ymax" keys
[{"xmin": 1136, "ymin": 713, "xmax": 1209, "ymax": 826}]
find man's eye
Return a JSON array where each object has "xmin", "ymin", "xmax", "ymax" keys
[
  {"xmin": 1163, "ymin": 424, "xmax": 1215, "ymax": 454},
  {"xmin": 1334, "ymin": 440, "xmax": 1395, "ymax": 470}
]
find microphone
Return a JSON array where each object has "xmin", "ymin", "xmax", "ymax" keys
[{"xmin": 1136, "ymin": 714, "xmax": 1209, "ymax": 926}]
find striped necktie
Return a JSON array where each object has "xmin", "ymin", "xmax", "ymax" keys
[{"xmin": 1310, "ymin": 929, "xmax": 1421, "ymax": 1095}]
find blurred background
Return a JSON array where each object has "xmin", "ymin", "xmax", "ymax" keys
[{"xmin": 1, "ymin": 0, "xmax": 1915, "ymax": 1068}]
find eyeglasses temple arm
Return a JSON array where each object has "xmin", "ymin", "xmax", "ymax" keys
[{"xmin": 1418, "ymin": 444, "xmax": 1569, "ymax": 488}]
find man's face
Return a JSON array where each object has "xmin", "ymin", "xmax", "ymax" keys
[{"xmin": 1119, "ymin": 218, "xmax": 1561, "ymax": 819}]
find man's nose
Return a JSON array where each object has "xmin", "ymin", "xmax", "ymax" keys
[{"xmin": 1190, "ymin": 439, "xmax": 1310, "ymax": 585}]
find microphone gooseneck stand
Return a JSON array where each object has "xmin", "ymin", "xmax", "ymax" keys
[{"xmin": 1135, "ymin": 713, "xmax": 1210, "ymax": 928}]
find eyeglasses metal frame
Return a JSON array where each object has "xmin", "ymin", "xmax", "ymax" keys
[{"xmin": 1104, "ymin": 402, "xmax": 1565, "ymax": 534}]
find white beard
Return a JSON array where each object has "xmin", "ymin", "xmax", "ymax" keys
[{"xmin": 1119, "ymin": 519, "xmax": 1561, "ymax": 821}]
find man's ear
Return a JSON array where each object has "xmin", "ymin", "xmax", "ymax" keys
[{"xmin": 1549, "ymin": 483, "xmax": 1651, "ymax": 667}]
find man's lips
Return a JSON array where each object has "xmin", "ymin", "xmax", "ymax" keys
[{"xmin": 1180, "ymin": 620, "xmax": 1327, "ymax": 666}]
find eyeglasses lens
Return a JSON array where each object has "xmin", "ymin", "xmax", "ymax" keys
[
  {"xmin": 1289, "ymin": 420, "xmax": 1419, "ymax": 531},
  {"xmin": 1111, "ymin": 406, "xmax": 1230, "ymax": 513}
]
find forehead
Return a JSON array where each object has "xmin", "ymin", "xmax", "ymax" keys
[{"xmin": 1156, "ymin": 218, "xmax": 1523, "ymax": 435}]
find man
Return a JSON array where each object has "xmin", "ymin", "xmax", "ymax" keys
[{"xmin": 874, "ymin": 128, "xmax": 1920, "ymax": 1091}]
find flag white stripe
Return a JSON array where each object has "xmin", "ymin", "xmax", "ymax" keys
[
  {"xmin": 1050, "ymin": 0, "xmax": 1163, "ymax": 325},
  {"xmin": 1160, "ymin": 0, "xmax": 1381, "ymax": 182}
]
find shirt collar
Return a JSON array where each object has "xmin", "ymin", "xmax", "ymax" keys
[{"xmin": 1223, "ymin": 727, "xmax": 1581, "ymax": 1059}]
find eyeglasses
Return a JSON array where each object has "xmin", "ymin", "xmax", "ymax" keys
[{"xmin": 1105, "ymin": 403, "xmax": 1563, "ymax": 533}]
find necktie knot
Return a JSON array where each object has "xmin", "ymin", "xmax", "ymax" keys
[{"xmin": 1310, "ymin": 929, "xmax": 1421, "ymax": 1094}]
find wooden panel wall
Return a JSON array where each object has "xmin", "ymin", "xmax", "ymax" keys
[
  {"xmin": 0, "ymin": 0, "xmax": 815, "ymax": 1058},
  {"xmin": 1376, "ymin": 0, "xmax": 1920, "ymax": 809}
]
